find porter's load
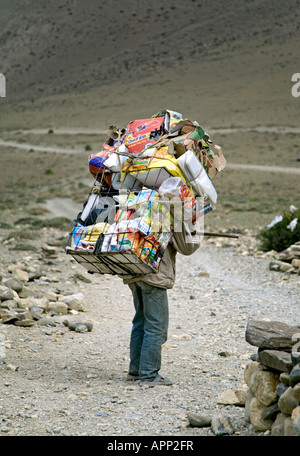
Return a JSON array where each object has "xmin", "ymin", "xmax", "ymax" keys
[
  {"xmin": 88, "ymin": 144, "xmax": 116, "ymax": 180},
  {"xmin": 176, "ymin": 149, "xmax": 218, "ymax": 205},
  {"xmin": 104, "ymin": 143, "xmax": 128, "ymax": 172},
  {"xmin": 67, "ymin": 109, "xmax": 226, "ymax": 278},
  {"xmin": 156, "ymin": 120, "xmax": 226, "ymax": 180},
  {"xmin": 105, "ymin": 171, "xmax": 144, "ymax": 192},
  {"xmin": 70, "ymin": 223, "xmax": 111, "ymax": 251},
  {"xmin": 124, "ymin": 116, "xmax": 166, "ymax": 153},
  {"xmin": 158, "ymin": 176, "xmax": 194, "ymax": 201},
  {"xmin": 121, "ymin": 146, "xmax": 187, "ymax": 190},
  {"xmin": 158, "ymin": 177, "xmax": 202, "ymax": 225},
  {"xmin": 123, "ymin": 109, "xmax": 183, "ymax": 154}
]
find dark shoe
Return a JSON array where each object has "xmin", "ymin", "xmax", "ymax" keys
[
  {"xmin": 126, "ymin": 372, "xmax": 140, "ymax": 381},
  {"xmin": 139, "ymin": 374, "xmax": 173, "ymax": 386}
]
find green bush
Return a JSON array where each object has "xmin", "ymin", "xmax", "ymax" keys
[{"xmin": 258, "ymin": 208, "xmax": 300, "ymax": 252}]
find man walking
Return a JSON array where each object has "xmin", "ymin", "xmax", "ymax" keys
[{"xmin": 123, "ymin": 220, "xmax": 201, "ymax": 386}]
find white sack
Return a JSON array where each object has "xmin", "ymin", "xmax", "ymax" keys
[{"xmin": 176, "ymin": 150, "xmax": 218, "ymax": 204}]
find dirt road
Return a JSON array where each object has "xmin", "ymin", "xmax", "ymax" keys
[{"xmin": 0, "ymin": 229, "xmax": 299, "ymax": 437}]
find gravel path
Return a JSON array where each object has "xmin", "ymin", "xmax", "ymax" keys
[{"xmin": 0, "ymin": 233, "xmax": 299, "ymax": 437}]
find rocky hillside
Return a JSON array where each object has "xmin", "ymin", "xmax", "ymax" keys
[{"xmin": 1, "ymin": 0, "xmax": 300, "ymax": 107}]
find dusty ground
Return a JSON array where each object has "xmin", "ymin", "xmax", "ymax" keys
[
  {"xmin": 0, "ymin": 130, "xmax": 299, "ymax": 438},
  {"xmin": 0, "ymin": 0, "xmax": 299, "ymax": 441},
  {"xmin": 0, "ymin": 97, "xmax": 299, "ymax": 441},
  {"xmin": 1, "ymin": 221, "xmax": 299, "ymax": 438}
]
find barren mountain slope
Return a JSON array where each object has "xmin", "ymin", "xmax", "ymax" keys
[{"xmin": 1, "ymin": 0, "xmax": 300, "ymax": 129}]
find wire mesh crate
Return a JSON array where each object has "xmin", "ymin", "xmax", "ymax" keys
[{"xmin": 65, "ymin": 168, "xmax": 175, "ymax": 276}]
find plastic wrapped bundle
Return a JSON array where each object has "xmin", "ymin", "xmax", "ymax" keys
[{"xmin": 177, "ymin": 150, "xmax": 218, "ymax": 205}]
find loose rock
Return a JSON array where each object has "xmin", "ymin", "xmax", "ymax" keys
[
  {"xmin": 187, "ymin": 412, "xmax": 211, "ymax": 428},
  {"xmin": 0, "ymin": 287, "xmax": 15, "ymax": 302},
  {"xmin": 68, "ymin": 321, "xmax": 93, "ymax": 332},
  {"xmin": 58, "ymin": 293, "xmax": 84, "ymax": 312},
  {"xmin": 278, "ymin": 387, "xmax": 299, "ymax": 415},
  {"xmin": 48, "ymin": 302, "xmax": 68, "ymax": 315},
  {"xmin": 211, "ymin": 415, "xmax": 235, "ymax": 435},
  {"xmin": 217, "ymin": 388, "xmax": 247, "ymax": 406},
  {"xmin": 4, "ymin": 278, "xmax": 23, "ymax": 293}
]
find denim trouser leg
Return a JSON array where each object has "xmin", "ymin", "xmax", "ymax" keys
[{"xmin": 128, "ymin": 281, "xmax": 169, "ymax": 380}]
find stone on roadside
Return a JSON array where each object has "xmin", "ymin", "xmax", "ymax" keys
[
  {"xmin": 294, "ymin": 415, "xmax": 300, "ymax": 436},
  {"xmin": 245, "ymin": 320, "xmax": 299, "ymax": 351},
  {"xmin": 14, "ymin": 268, "xmax": 30, "ymax": 282},
  {"xmin": 0, "ymin": 286, "xmax": 15, "ymax": 302},
  {"xmin": 67, "ymin": 321, "xmax": 93, "ymax": 333},
  {"xmin": 250, "ymin": 370, "xmax": 279, "ymax": 407},
  {"xmin": 217, "ymin": 388, "xmax": 247, "ymax": 406},
  {"xmin": 17, "ymin": 297, "xmax": 49, "ymax": 311},
  {"xmin": 279, "ymin": 372, "xmax": 290, "ymax": 385},
  {"xmin": 43, "ymin": 291, "xmax": 59, "ymax": 302},
  {"xmin": 271, "ymin": 412, "xmax": 288, "ymax": 436},
  {"xmin": 187, "ymin": 411, "xmax": 211, "ymax": 428},
  {"xmin": 36, "ymin": 317, "xmax": 57, "ymax": 327},
  {"xmin": 258, "ymin": 349, "xmax": 293, "ymax": 373},
  {"xmin": 6, "ymin": 364, "xmax": 18, "ymax": 371},
  {"xmin": 42, "ymin": 244, "xmax": 58, "ymax": 257},
  {"xmin": 293, "ymin": 385, "xmax": 300, "ymax": 402},
  {"xmin": 17, "ymin": 286, "xmax": 36, "ymax": 299},
  {"xmin": 4, "ymin": 278, "xmax": 23, "ymax": 293},
  {"xmin": 48, "ymin": 302, "xmax": 68, "ymax": 315},
  {"xmin": 7, "ymin": 264, "xmax": 26, "ymax": 273},
  {"xmin": 249, "ymin": 397, "xmax": 274, "ymax": 431},
  {"xmin": 14, "ymin": 319, "xmax": 35, "ymax": 327},
  {"xmin": 58, "ymin": 293, "xmax": 84, "ymax": 312},
  {"xmin": 28, "ymin": 267, "xmax": 44, "ymax": 281},
  {"xmin": 244, "ymin": 360, "xmax": 264, "ymax": 387},
  {"xmin": 30, "ymin": 307, "xmax": 45, "ymax": 320},
  {"xmin": 1, "ymin": 310, "xmax": 20, "ymax": 324},
  {"xmin": 292, "ymin": 405, "xmax": 300, "ymax": 422},
  {"xmin": 289, "ymin": 363, "xmax": 300, "ymax": 387},
  {"xmin": 211, "ymin": 415, "xmax": 235, "ymax": 435},
  {"xmin": 276, "ymin": 383, "xmax": 288, "ymax": 397},
  {"xmin": 291, "ymin": 258, "xmax": 300, "ymax": 268},
  {"xmin": 0, "ymin": 299, "xmax": 18, "ymax": 310},
  {"xmin": 284, "ymin": 417, "xmax": 295, "ymax": 436},
  {"xmin": 12, "ymin": 309, "xmax": 35, "ymax": 326},
  {"xmin": 278, "ymin": 387, "xmax": 299, "ymax": 415},
  {"xmin": 269, "ymin": 260, "xmax": 287, "ymax": 272}
]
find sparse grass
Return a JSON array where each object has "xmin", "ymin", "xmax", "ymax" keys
[
  {"xmin": 15, "ymin": 216, "xmax": 72, "ymax": 230},
  {"xmin": 10, "ymin": 243, "xmax": 38, "ymax": 252},
  {"xmin": 0, "ymin": 221, "xmax": 12, "ymax": 229},
  {"xmin": 5, "ymin": 229, "xmax": 41, "ymax": 240}
]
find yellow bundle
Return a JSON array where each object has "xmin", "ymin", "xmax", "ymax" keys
[
  {"xmin": 122, "ymin": 147, "xmax": 188, "ymax": 190},
  {"xmin": 81, "ymin": 223, "xmax": 111, "ymax": 243}
]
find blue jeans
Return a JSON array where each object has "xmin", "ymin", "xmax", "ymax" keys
[{"xmin": 128, "ymin": 281, "xmax": 169, "ymax": 380}]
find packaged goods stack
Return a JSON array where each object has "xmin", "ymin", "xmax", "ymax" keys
[{"xmin": 66, "ymin": 110, "xmax": 226, "ymax": 277}]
